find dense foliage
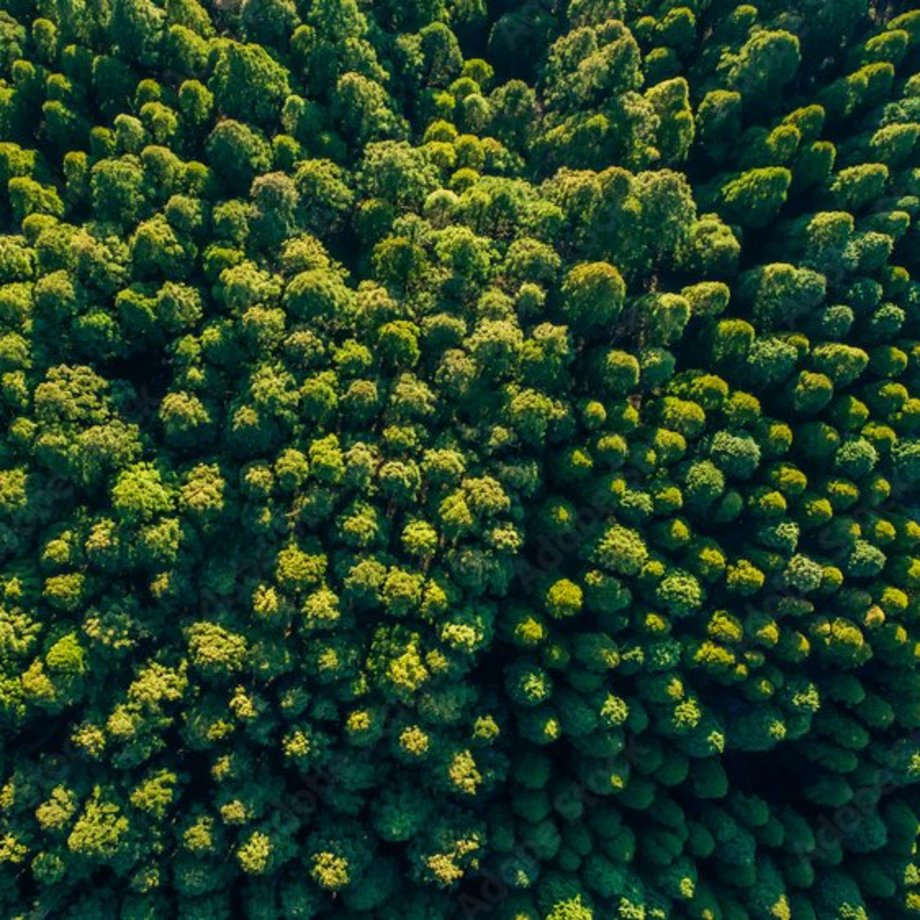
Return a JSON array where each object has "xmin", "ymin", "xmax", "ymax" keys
[{"xmin": 0, "ymin": 0, "xmax": 919, "ymax": 917}]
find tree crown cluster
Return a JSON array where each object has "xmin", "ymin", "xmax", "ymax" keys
[{"xmin": 0, "ymin": 0, "xmax": 919, "ymax": 918}]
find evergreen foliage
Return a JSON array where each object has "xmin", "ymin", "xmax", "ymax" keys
[{"xmin": 0, "ymin": 0, "xmax": 918, "ymax": 918}]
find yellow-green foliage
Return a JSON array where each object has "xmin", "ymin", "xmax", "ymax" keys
[{"xmin": 0, "ymin": 1, "xmax": 918, "ymax": 919}]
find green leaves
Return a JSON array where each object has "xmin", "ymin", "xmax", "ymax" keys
[
  {"xmin": 560, "ymin": 261, "xmax": 626, "ymax": 334},
  {"xmin": 718, "ymin": 166, "xmax": 792, "ymax": 229},
  {"xmin": 208, "ymin": 39, "xmax": 291, "ymax": 127},
  {"xmin": 0, "ymin": 1, "xmax": 919, "ymax": 918},
  {"xmin": 724, "ymin": 29, "xmax": 801, "ymax": 107}
]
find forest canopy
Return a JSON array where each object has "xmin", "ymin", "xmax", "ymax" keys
[{"xmin": 0, "ymin": 0, "xmax": 919, "ymax": 918}]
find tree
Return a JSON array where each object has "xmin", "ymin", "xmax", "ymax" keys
[
  {"xmin": 208, "ymin": 39, "xmax": 291, "ymax": 127},
  {"xmin": 331, "ymin": 72, "xmax": 406, "ymax": 146},
  {"xmin": 206, "ymin": 120, "xmax": 272, "ymax": 193},
  {"xmin": 560, "ymin": 262, "xmax": 625, "ymax": 336},
  {"xmin": 723, "ymin": 29, "xmax": 801, "ymax": 110},
  {"xmin": 91, "ymin": 157, "xmax": 147, "ymax": 226},
  {"xmin": 240, "ymin": 0, "xmax": 300, "ymax": 49},
  {"xmin": 717, "ymin": 167, "xmax": 792, "ymax": 229},
  {"xmin": 111, "ymin": 0, "xmax": 165, "ymax": 68}
]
